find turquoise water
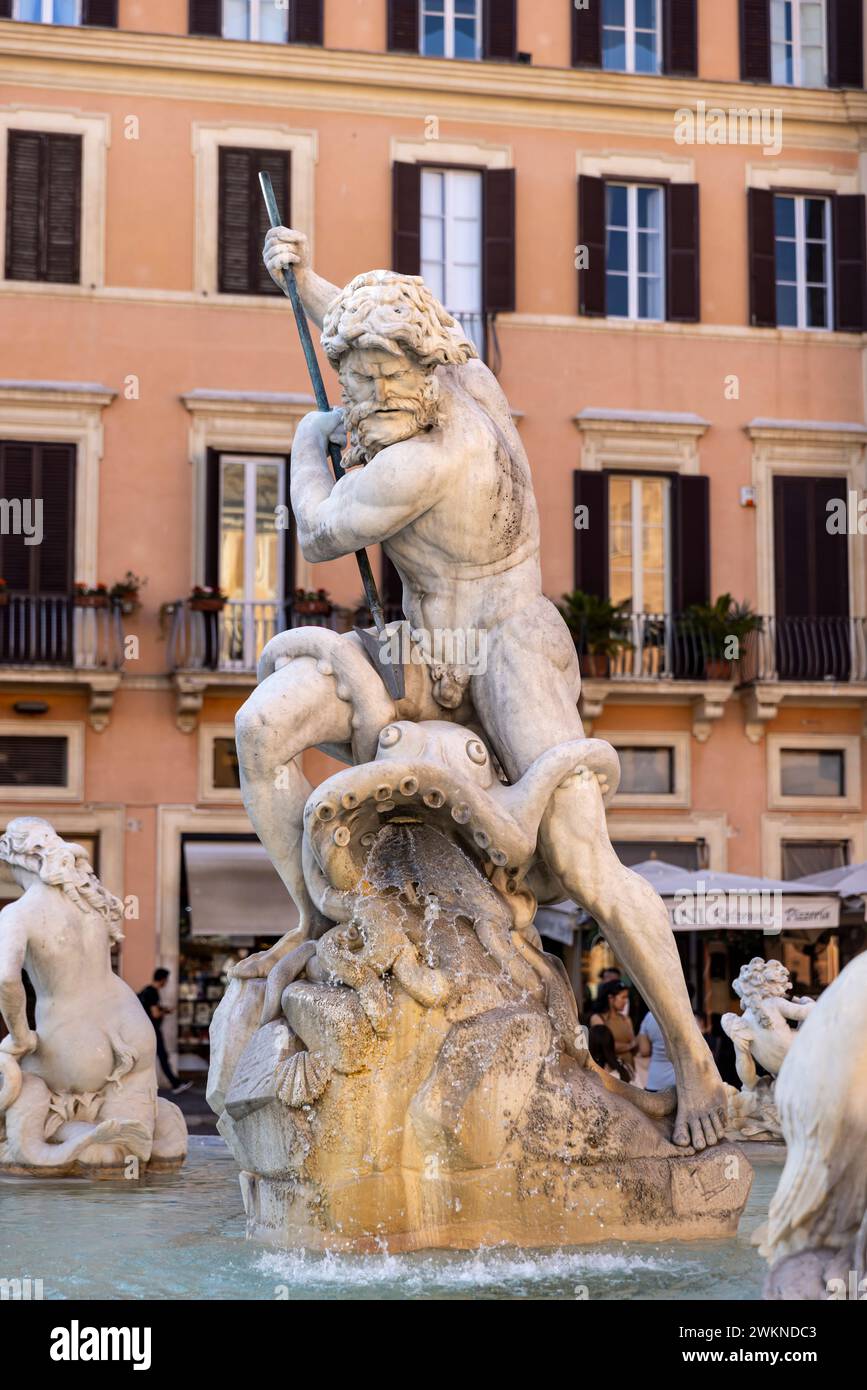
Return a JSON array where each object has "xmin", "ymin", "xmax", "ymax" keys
[{"xmin": 0, "ymin": 1139, "xmax": 778, "ymax": 1301}]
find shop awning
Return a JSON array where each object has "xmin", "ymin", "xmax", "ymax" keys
[
  {"xmin": 536, "ymin": 859, "xmax": 839, "ymax": 943},
  {"xmin": 795, "ymin": 861, "xmax": 867, "ymax": 916},
  {"xmin": 183, "ymin": 840, "xmax": 299, "ymax": 940}
]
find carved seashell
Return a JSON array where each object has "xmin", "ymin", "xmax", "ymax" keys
[
  {"xmin": 276, "ymin": 1050, "xmax": 331, "ymax": 1109},
  {"xmin": 379, "ymin": 725, "xmax": 402, "ymax": 748},
  {"xmin": 423, "ymin": 788, "xmax": 445, "ymax": 809},
  {"xmin": 333, "ymin": 826, "xmax": 351, "ymax": 847},
  {"xmin": 451, "ymin": 803, "xmax": 471, "ymax": 825},
  {"xmin": 400, "ymin": 775, "xmax": 419, "ymax": 796},
  {"xmin": 316, "ymin": 802, "xmax": 336, "ymax": 822}
]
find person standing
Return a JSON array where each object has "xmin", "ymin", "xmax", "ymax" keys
[
  {"xmin": 637, "ymin": 1010, "xmax": 677, "ymax": 1092},
  {"xmin": 138, "ymin": 968, "xmax": 191, "ymax": 1096},
  {"xmin": 590, "ymin": 980, "xmax": 638, "ymax": 1080}
]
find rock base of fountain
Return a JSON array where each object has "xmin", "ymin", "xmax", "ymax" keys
[{"xmin": 209, "ymin": 816, "xmax": 752, "ymax": 1253}]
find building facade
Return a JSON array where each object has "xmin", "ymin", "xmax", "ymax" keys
[{"xmin": 0, "ymin": 0, "xmax": 865, "ymax": 1070}]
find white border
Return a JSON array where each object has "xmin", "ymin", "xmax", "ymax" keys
[{"xmin": 198, "ymin": 722, "xmax": 243, "ymax": 803}]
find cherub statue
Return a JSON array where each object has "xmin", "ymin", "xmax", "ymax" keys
[
  {"xmin": 0, "ymin": 817, "xmax": 186, "ymax": 1173},
  {"xmin": 723, "ymin": 957, "xmax": 814, "ymax": 1090},
  {"xmin": 230, "ymin": 226, "xmax": 726, "ymax": 1151}
]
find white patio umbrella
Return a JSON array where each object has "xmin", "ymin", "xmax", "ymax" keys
[{"xmin": 794, "ymin": 862, "xmax": 867, "ymax": 918}]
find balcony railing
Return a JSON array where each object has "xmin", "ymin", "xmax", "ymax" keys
[
  {"xmin": 449, "ymin": 310, "xmax": 489, "ymax": 364},
  {"xmin": 740, "ymin": 616, "xmax": 867, "ymax": 684},
  {"xmin": 572, "ymin": 612, "xmax": 737, "ymax": 683},
  {"xmin": 168, "ymin": 599, "xmax": 344, "ymax": 674},
  {"xmin": 570, "ymin": 612, "xmax": 867, "ymax": 685},
  {"xmin": 0, "ymin": 593, "xmax": 124, "ymax": 670}
]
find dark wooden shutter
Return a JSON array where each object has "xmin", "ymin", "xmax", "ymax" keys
[
  {"xmin": 82, "ymin": 0, "xmax": 119, "ymax": 25},
  {"xmin": 291, "ymin": 0, "xmax": 324, "ymax": 44},
  {"xmin": 5, "ymin": 132, "xmax": 81, "ymax": 285},
  {"xmin": 774, "ymin": 475, "xmax": 849, "ymax": 619},
  {"xmin": 0, "ymin": 2, "xmax": 11, "ymax": 19},
  {"xmin": 671, "ymin": 474, "xmax": 710, "ymax": 612},
  {"xmin": 573, "ymin": 472, "xmax": 608, "ymax": 596},
  {"xmin": 748, "ymin": 187, "xmax": 776, "ymax": 328},
  {"xmin": 218, "ymin": 146, "xmax": 289, "ymax": 295},
  {"xmin": 387, "ymin": 0, "xmax": 419, "ymax": 52},
  {"xmin": 578, "ymin": 175, "xmax": 606, "ymax": 317},
  {"xmin": 663, "ymin": 0, "xmax": 698, "ymax": 76},
  {"xmin": 833, "ymin": 195, "xmax": 866, "ymax": 333},
  {"xmin": 0, "ymin": 737, "xmax": 68, "ymax": 789},
  {"xmin": 189, "ymin": 0, "xmax": 222, "ymax": 36},
  {"xmin": 666, "ymin": 183, "xmax": 700, "ymax": 322},
  {"xmin": 392, "ymin": 162, "xmax": 421, "ymax": 274},
  {"xmin": 483, "ymin": 0, "xmax": 517, "ymax": 62},
  {"xmin": 740, "ymin": 0, "xmax": 771, "ymax": 82},
  {"xmin": 828, "ymin": 0, "xmax": 864, "ymax": 89},
  {"xmin": 572, "ymin": 0, "xmax": 602, "ymax": 67},
  {"xmin": 204, "ymin": 449, "xmax": 221, "ymax": 589},
  {"xmin": 0, "ymin": 442, "xmax": 75, "ymax": 596},
  {"xmin": 483, "ymin": 167, "xmax": 515, "ymax": 313}
]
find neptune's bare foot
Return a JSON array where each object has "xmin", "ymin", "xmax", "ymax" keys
[{"xmin": 672, "ymin": 1056, "xmax": 728, "ymax": 1149}]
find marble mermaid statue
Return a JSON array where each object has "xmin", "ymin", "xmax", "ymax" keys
[
  {"xmin": 0, "ymin": 817, "xmax": 186, "ymax": 1172},
  {"xmin": 231, "ymin": 225, "xmax": 726, "ymax": 1152}
]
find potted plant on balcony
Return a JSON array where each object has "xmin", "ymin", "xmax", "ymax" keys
[
  {"xmin": 0, "ymin": 579, "xmax": 8, "ymax": 609},
  {"xmin": 682, "ymin": 594, "xmax": 762, "ymax": 680},
  {"xmin": 558, "ymin": 590, "xmax": 631, "ymax": 678},
  {"xmin": 110, "ymin": 571, "xmax": 147, "ymax": 616},
  {"xmin": 189, "ymin": 585, "xmax": 227, "ymax": 613},
  {"xmin": 293, "ymin": 588, "xmax": 332, "ymax": 618},
  {"xmin": 75, "ymin": 582, "xmax": 110, "ymax": 609}
]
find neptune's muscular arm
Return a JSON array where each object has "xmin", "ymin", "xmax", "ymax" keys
[
  {"xmin": 291, "ymin": 409, "xmax": 451, "ymax": 563},
  {"xmin": 0, "ymin": 903, "xmax": 35, "ymax": 1056}
]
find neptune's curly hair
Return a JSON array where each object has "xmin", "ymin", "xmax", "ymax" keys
[{"xmin": 321, "ymin": 271, "xmax": 478, "ymax": 369}]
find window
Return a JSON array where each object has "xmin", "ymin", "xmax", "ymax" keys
[
  {"xmin": 602, "ymin": 0, "xmax": 661, "ymax": 74},
  {"xmin": 421, "ymin": 167, "xmax": 484, "ymax": 351},
  {"xmin": 5, "ymin": 131, "xmax": 82, "ymax": 284},
  {"xmin": 608, "ymin": 475, "xmax": 671, "ymax": 613},
  {"xmin": 217, "ymin": 146, "xmax": 289, "ymax": 296},
  {"xmin": 208, "ymin": 452, "xmax": 289, "ymax": 671},
  {"xmin": 0, "ymin": 735, "xmax": 66, "ymax": 786},
  {"xmin": 780, "ymin": 748, "xmax": 844, "ymax": 797},
  {"xmin": 613, "ymin": 840, "xmax": 705, "ymax": 870},
  {"xmin": 223, "ymin": 0, "xmax": 287, "ymax": 42},
  {"xmin": 618, "ymin": 746, "xmax": 675, "ymax": 796},
  {"xmin": 771, "ymin": 0, "xmax": 826, "ymax": 87},
  {"xmin": 13, "ymin": 0, "xmax": 80, "ymax": 21},
  {"xmin": 198, "ymin": 725, "xmax": 244, "ymax": 801},
  {"xmin": 774, "ymin": 194, "xmax": 832, "ymax": 329},
  {"xmin": 768, "ymin": 735, "xmax": 860, "ymax": 809},
  {"xmin": 420, "ymin": 0, "xmax": 480, "ymax": 58},
  {"xmin": 781, "ymin": 839, "xmax": 848, "ymax": 879},
  {"xmin": 213, "ymin": 737, "xmax": 241, "ymax": 790},
  {"xmin": 605, "ymin": 183, "xmax": 665, "ymax": 321}
]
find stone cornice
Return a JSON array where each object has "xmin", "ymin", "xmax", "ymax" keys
[{"xmin": 0, "ymin": 23, "xmax": 864, "ymax": 143}]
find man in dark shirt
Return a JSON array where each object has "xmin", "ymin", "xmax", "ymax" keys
[{"xmin": 138, "ymin": 968, "xmax": 191, "ymax": 1095}]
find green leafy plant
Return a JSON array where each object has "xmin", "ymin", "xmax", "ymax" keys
[
  {"xmin": 558, "ymin": 590, "xmax": 631, "ymax": 658},
  {"xmin": 682, "ymin": 594, "xmax": 762, "ymax": 662}
]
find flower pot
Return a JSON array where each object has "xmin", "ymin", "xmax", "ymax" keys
[
  {"xmin": 113, "ymin": 592, "xmax": 140, "ymax": 616},
  {"xmin": 704, "ymin": 657, "xmax": 731, "ymax": 681},
  {"xmin": 581, "ymin": 652, "xmax": 610, "ymax": 679},
  {"xmin": 75, "ymin": 594, "xmax": 109, "ymax": 609},
  {"xmin": 0, "ymin": 592, "xmax": 8, "ymax": 608},
  {"xmin": 189, "ymin": 598, "xmax": 225, "ymax": 613}
]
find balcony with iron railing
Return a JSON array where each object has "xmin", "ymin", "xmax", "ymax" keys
[
  {"xmin": 167, "ymin": 598, "xmax": 345, "ymax": 676},
  {"xmin": 0, "ymin": 592, "xmax": 125, "ymax": 731}
]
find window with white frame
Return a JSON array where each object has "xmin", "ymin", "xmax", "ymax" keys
[
  {"xmin": 605, "ymin": 183, "xmax": 665, "ymax": 321},
  {"xmin": 602, "ymin": 0, "xmax": 661, "ymax": 75},
  {"xmin": 608, "ymin": 474, "xmax": 671, "ymax": 613},
  {"xmin": 420, "ymin": 0, "xmax": 481, "ymax": 60},
  {"xmin": 421, "ymin": 167, "xmax": 484, "ymax": 351},
  {"xmin": 13, "ymin": 0, "xmax": 81, "ymax": 21},
  {"xmin": 618, "ymin": 747, "xmax": 674, "ymax": 796},
  {"xmin": 774, "ymin": 194, "xmax": 833, "ymax": 330},
  {"xmin": 217, "ymin": 454, "xmax": 286, "ymax": 670},
  {"xmin": 771, "ymin": 0, "xmax": 827, "ymax": 88},
  {"xmin": 223, "ymin": 0, "xmax": 289, "ymax": 42}
]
